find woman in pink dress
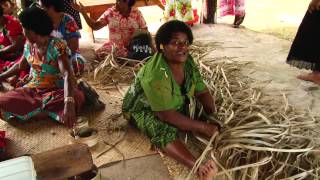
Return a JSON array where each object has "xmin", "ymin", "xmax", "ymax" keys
[
  {"xmin": 73, "ymin": 0, "xmax": 149, "ymax": 60},
  {"xmin": 220, "ymin": 0, "xmax": 245, "ymax": 28}
]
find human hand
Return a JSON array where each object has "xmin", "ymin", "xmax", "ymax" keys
[
  {"xmin": 61, "ymin": 102, "xmax": 76, "ymax": 128},
  {"xmin": 309, "ymin": 0, "xmax": 320, "ymax": 13},
  {"xmin": 71, "ymin": 1, "xmax": 85, "ymax": 13},
  {"xmin": 200, "ymin": 123, "xmax": 219, "ymax": 138}
]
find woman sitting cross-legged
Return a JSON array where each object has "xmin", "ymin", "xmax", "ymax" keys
[
  {"xmin": 72, "ymin": 0, "xmax": 153, "ymax": 60},
  {"xmin": 0, "ymin": 7, "xmax": 85, "ymax": 127},
  {"xmin": 40, "ymin": 0, "xmax": 86, "ymax": 77},
  {"xmin": 122, "ymin": 20, "xmax": 218, "ymax": 180}
]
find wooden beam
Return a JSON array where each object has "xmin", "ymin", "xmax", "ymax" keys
[{"xmin": 31, "ymin": 144, "xmax": 93, "ymax": 180}]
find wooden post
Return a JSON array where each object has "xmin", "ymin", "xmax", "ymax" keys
[
  {"xmin": 31, "ymin": 144, "xmax": 93, "ymax": 180},
  {"xmin": 202, "ymin": 0, "xmax": 218, "ymax": 24}
]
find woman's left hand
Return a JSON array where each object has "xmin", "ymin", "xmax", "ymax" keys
[{"xmin": 62, "ymin": 102, "xmax": 76, "ymax": 128}]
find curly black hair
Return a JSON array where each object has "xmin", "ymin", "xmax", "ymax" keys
[
  {"xmin": 117, "ymin": 0, "xmax": 136, "ymax": 7},
  {"xmin": 128, "ymin": 0, "xmax": 136, "ymax": 7},
  {"xmin": 155, "ymin": 20, "xmax": 193, "ymax": 51},
  {"xmin": 40, "ymin": 0, "xmax": 64, "ymax": 12},
  {"xmin": 19, "ymin": 7, "xmax": 53, "ymax": 36}
]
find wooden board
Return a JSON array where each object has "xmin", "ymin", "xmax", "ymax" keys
[{"xmin": 31, "ymin": 143, "xmax": 93, "ymax": 180}]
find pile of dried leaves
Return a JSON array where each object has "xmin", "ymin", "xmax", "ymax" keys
[
  {"xmin": 92, "ymin": 43, "xmax": 320, "ymax": 180},
  {"xmin": 188, "ymin": 44, "xmax": 320, "ymax": 180}
]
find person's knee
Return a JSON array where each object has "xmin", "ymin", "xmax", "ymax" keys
[{"xmin": 0, "ymin": 94, "xmax": 14, "ymax": 108}]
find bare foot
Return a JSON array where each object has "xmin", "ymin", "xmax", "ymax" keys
[
  {"xmin": 297, "ymin": 72, "xmax": 314, "ymax": 81},
  {"xmin": 297, "ymin": 72, "xmax": 320, "ymax": 85},
  {"xmin": 199, "ymin": 160, "xmax": 218, "ymax": 180}
]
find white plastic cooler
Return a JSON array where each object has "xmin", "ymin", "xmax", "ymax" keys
[{"xmin": 0, "ymin": 156, "xmax": 37, "ymax": 180}]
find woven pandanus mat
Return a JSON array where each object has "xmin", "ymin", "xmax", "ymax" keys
[{"xmin": 0, "ymin": 88, "xmax": 155, "ymax": 168}]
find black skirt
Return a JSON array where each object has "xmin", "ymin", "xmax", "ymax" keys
[
  {"xmin": 287, "ymin": 11, "xmax": 320, "ymax": 71},
  {"xmin": 64, "ymin": 0, "xmax": 82, "ymax": 29}
]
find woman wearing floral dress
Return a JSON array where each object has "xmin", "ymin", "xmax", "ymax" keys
[
  {"xmin": 73, "ymin": 0, "xmax": 149, "ymax": 60},
  {"xmin": 40, "ymin": 0, "xmax": 85, "ymax": 77},
  {"xmin": 0, "ymin": 7, "xmax": 85, "ymax": 127}
]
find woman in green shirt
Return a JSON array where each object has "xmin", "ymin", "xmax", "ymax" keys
[{"xmin": 122, "ymin": 20, "xmax": 218, "ymax": 179}]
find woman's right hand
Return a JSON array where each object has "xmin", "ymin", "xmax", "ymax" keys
[
  {"xmin": 200, "ymin": 123, "xmax": 219, "ymax": 138},
  {"xmin": 72, "ymin": 1, "xmax": 85, "ymax": 13},
  {"xmin": 309, "ymin": 0, "xmax": 320, "ymax": 13}
]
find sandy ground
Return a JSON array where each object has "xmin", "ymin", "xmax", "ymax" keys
[
  {"xmin": 80, "ymin": 0, "xmax": 309, "ymax": 40},
  {"xmin": 191, "ymin": 24, "xmax": 320, "ymax": 115},
  {"xmin": 77, "ymin": 0, "xmax": 318, "ymax": 114},
  {"xmin": 80, "ymin": 19, "xmax": 320, "ymax": 116},
  {"xmin": 217, "ymin": 0, "xmax": 309, "ymax": 40},
  {"xmin": 77, "ymin": 22, "xmax": 320, "ymax": 179},
  {"xmin": 75, "ymin": 2, "xmax": 320, "ymax": 178},
  {"xmin": 2, "ymin": 1, "xmax": 315, "ymax": 179}
]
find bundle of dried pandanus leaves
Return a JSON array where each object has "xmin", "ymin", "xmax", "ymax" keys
[
  {"xmin": 187, "ymin": 45, "xmax": 320, "ymax": 180},
  {"xmin": 92, "ymin": 43, "xmax": 320, "ymax": 179},
  {"xmin": 89, "ymin": 47, "xmax": 147, "ymax": 96}
]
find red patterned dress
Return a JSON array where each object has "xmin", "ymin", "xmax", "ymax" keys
[
  {"xmin": 95, "ymin": 6, "xmax": 147, "ymax": 59},
  {"xmin": 220, "ymin": 0, "xmax": 245, "ymax": 17}
]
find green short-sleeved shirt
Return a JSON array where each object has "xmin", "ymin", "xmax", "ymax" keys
[{"xmin": 122, "ymin": 52, "xmax": 206, "ymax": 114}]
